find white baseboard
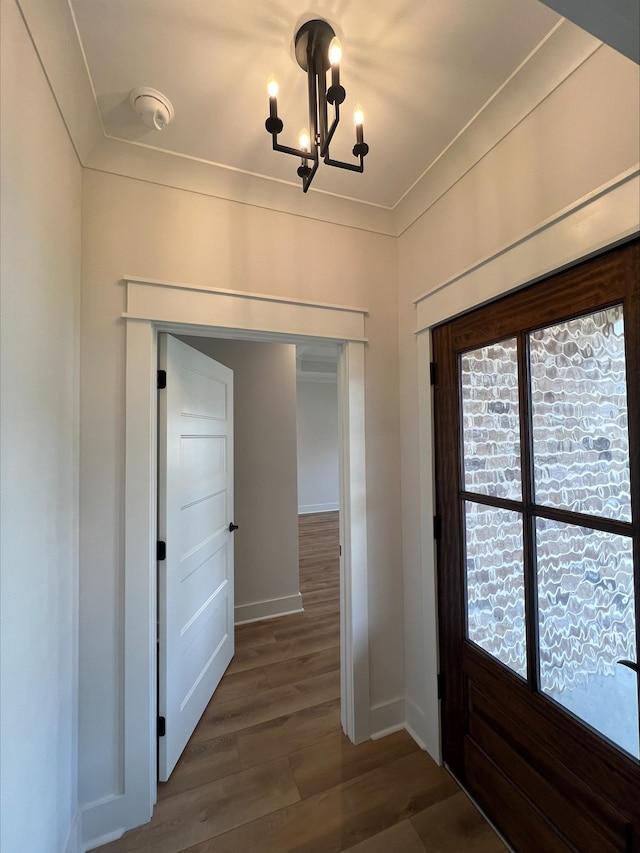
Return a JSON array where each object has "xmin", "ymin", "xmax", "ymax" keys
[
  {"xmin": 81, "ymin": 793, "xmax": 136, "ymax": 852},
  {"xmin": 298, "ymin": 502, "xmax": 339, "ymax": 514},
  {"xmin": 84, "ymin": 828, "xmax": 126, "ymax": 852},
  {"xmin": 405, "ymin": 696, "xmax": 441, "ymax": 764},
  {"xmin": 368, "ymin": 697, "xmax": 443, "ymax": 759},
  {"xmin": 405, "ymin": 721, "xmax": 429, "ymax": 752},
  {"xmin": 369, "ymin": 697, "xmax": 405, "ymax": 739},
  {"xmin": 371, "ymin": 722, "xmax": 406, "ymax": 740},
  {"xmin": 234, "ymin": 592, "xmax": 304, "ymax": 625},
  {"xmin": 63, "ymin": 807, "xmax": 82, "ymax": 853}
]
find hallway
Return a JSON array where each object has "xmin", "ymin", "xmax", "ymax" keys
[{"xmin": 98, "ymin": 512, "xmax": 507, "ymax": 853}]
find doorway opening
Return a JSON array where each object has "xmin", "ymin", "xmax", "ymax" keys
[
  {"xmin": 156, "ymin": 334, "xmax": 341, "ymax": 784},
  {"xmin": 122, "ymin": 279, "xmax": 370, "ymax": 826}
]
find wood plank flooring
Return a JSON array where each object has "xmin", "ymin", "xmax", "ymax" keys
[{"xmin": 99, "ymin": 512, "xmax": 508, "ymax": 853}]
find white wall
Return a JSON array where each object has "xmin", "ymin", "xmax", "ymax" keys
[
  {"xmin": 297, "ymin": 380, "xmax": 340, "ymax": 514},
  {"xmin": 3, "ymin": 3, "xmax": 638, "ymax": 848},
  {"xmin": 79, "ymin": 169, "xmax": 402, "ymax": 827},
  {"xmin": 179, "ymin": 337, "xmax": 301, "ymax": 623},
  {"xmin": 397, "ymin": 43, "xmax": 640, "ymax": 756},
  {"xmin": 0, "ymin": 2, "xmax": 81, "ymax": 852}
]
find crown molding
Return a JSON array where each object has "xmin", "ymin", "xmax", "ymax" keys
[
  {"xmin": 16, "ymin": 0, "xmax": 104, "ymax": 163},
  {"xmin": 393, "ymin": 20, "xmax": 602, "ymax": 236},
  {"xmin": 85, "ymin": 138, "xmax": 396, "ymax": 235}
]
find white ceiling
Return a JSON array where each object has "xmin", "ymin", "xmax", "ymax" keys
[{"xmin": 68, "ymin": 0, "xmax": 563, "ymax": 208}]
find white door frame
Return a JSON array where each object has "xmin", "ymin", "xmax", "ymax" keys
[{"xmin": 121, "ymin": 279, "xmax": 370, "ymax": 826}]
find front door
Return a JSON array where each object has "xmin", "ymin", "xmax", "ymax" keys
[
  {"xmin": 158, "ymin": 334, "xmax": 235, "ymax": 781},
  {"xmin": 433, "ymin": 240, "xmax": 639, "ymax": 851}
]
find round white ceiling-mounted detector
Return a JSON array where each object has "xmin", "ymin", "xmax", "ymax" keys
[{"xmin": 129, "ymin": 87, "xmax": 174, "ymax": 131}]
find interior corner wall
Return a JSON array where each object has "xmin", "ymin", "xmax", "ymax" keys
[
  {"xmin": 0, "ymin": 2, "xmax": 82, "ymax": 852},
  {"xmin": 397, "ymin": 43, "xmax": 640, "ymax": 756},
  {"xmin": 178, "ymin": 337, "xmax": 301, "ymax": 622},
  {"xmin": 79, "ymin": 168, "xmax": 402, "ymax": 823},
  {"xmin": 296, "ymin": 380, "xmax": 340, "ymax": 514}
]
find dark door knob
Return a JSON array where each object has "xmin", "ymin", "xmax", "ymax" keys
[{"xmin": 228, "ymin": 523, "xmax": 239, "ymax": 533}]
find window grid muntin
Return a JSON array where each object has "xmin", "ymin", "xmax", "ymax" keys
[{"xmin": 458, "ymin": 316, "xmax": 637, "ymax": 712}]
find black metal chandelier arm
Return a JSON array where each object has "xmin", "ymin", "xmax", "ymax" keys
[
  {"xmin": 301, "ymin": 158, "xmax": 320, "ymax": 193},
  {"xmin": 271, "ymin": 138, "xmax": 317, "ymax": 161},
  {"xmin": 319, "ymin": 103, "xmax": 340, "ymax": 158},
  {"xmin": 323, "ymin": 154, "xmax": 365, "ymax": 173}
]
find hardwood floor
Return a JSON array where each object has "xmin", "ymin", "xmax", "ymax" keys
[{"xmin": 99, "ymin": 512, "xmax": 508, "ymax": 853}]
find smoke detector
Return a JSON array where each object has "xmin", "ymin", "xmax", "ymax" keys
[{"xmin": 129, "ymin": 87, "xmax": 174, "ymax": 131}]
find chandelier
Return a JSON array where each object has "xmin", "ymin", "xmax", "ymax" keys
[{"xmin": 265, "ymin": 19, "xmax": 369, "ymax": 193}]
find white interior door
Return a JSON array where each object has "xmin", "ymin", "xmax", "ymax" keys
[{"xmin": 158, "ymin": 334, "xmax": 235, "ymax": 781}]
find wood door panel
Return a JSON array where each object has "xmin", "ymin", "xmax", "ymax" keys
[
  {"xmin": 467, "ymin": 681, "xmax": 629, "ymax": 853},
  {"xmin": 464, "ymin": 647, "xmax": 639, "ymax": 811},
  {"xmin": 464, "ymin": 739, "xmax": 576, "ymax": 853}
]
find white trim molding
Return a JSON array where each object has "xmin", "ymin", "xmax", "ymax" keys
[
  {"xmin": 394, "ymin": 20, "xmax": 602, "ymax": 235},
  {"xmin": 234, "ymin": 593, "xmax": 304, "ymax": 625},
  {"xmin": 62, "ymin": 808, "xmax": 82, "ymax": 853},
  {"xmin": 298, "ymin": 502, "xmax": 340, "ymax": 515},
  {"xmin": 81, "ymin": 280, "xmax": 371, "ymax": 848},
  {"xmin": 124, "ymin": 279, "xmax": 368, "ymax": 343},
  {"xmin": 81, "ymin": 793, "xmax": 129, "ymax": 851},
  {"xmin": 405, "ymin": 717, "xmax": 430, "ymax": 753},
  {"xmin": 124, "ymin": 277, "xmax": 369, "ymax": 316},
  {"xmin": 414, "ymin": 329, "xmax": 442, "ymax": 764},
  {"xmin": 338, "ymin": 342, "xmax": 370, "ymax": 745},
  {"xmin": 414, "ymin": 169, "xmax": 640, "ymax": 331},
  {"xmin": 85, "ymin": 140, "xmax": 397, "ymax": 236},
  {"xmin": 369, "ymin": 698, "xmax": 405, "ymax": 739},
  {"xmin": 84, "ymin": 823, "xmax": 127, "ymax": 852}
]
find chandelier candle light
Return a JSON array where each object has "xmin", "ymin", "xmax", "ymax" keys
[{"xmin": 265, "ymin": 19, "xmax": 369, "ymax": 193}]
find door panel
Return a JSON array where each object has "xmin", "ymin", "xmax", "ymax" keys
[
  {"xmin": 467, "ymin": 685, "xmax": 629, "ymax": 853},
  {"xmin": 434, "ymin": 240, "xmax": 640, "ymax": 852},
  {"xmin": 158, "ymin": 334, "xmax": 235, "ymax": 781}
]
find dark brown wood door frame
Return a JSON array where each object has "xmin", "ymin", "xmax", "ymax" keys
[{"xmin": 433, "ymin": 239, "xmax": 640, "ymax": 852}]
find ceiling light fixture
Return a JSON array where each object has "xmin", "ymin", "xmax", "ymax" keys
[{"xmin": 265, "ymin": 19, "xmax": 369, "ymax": 193}]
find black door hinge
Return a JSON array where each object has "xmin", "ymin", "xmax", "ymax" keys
[
  {"xmin": 157, "ymin": 369, "xmax": 167, "ymax": 390},
  {"xmin": 339, "ymin": 545, "xmax": 342, "ymax": 556},
  {"xmin": 433, "ymin": 515, "xmax": 442, "ymax": 541},
  {"xmin": 437, "ymin": 672, "xmax": 445, "ymax": 701},
  {"xmin": 157, "ymin": 540, "xmax": 166, "ymax": 561},
  {"xmin": 430, "ymin": 362, "xmax": 436, "ymax": 386},
  {"xmin": 158, "ymin": 716, "xmax": 166, "ymax": 738}
]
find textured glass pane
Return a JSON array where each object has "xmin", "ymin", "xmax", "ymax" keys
[
  {"xmin": 461, "ymin": 339, "xmax": 521, "ymax": 500},
  {"xmin": 465, "ymin": 502, "xmax": 526, "ymax": 677},
  {"xmin": 530, "ymin": 306, "xmax": 631, "ymax": 521},
  {"xmin": 537, "ymin": 519, "xmax": 638, "ymax": 758}
]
